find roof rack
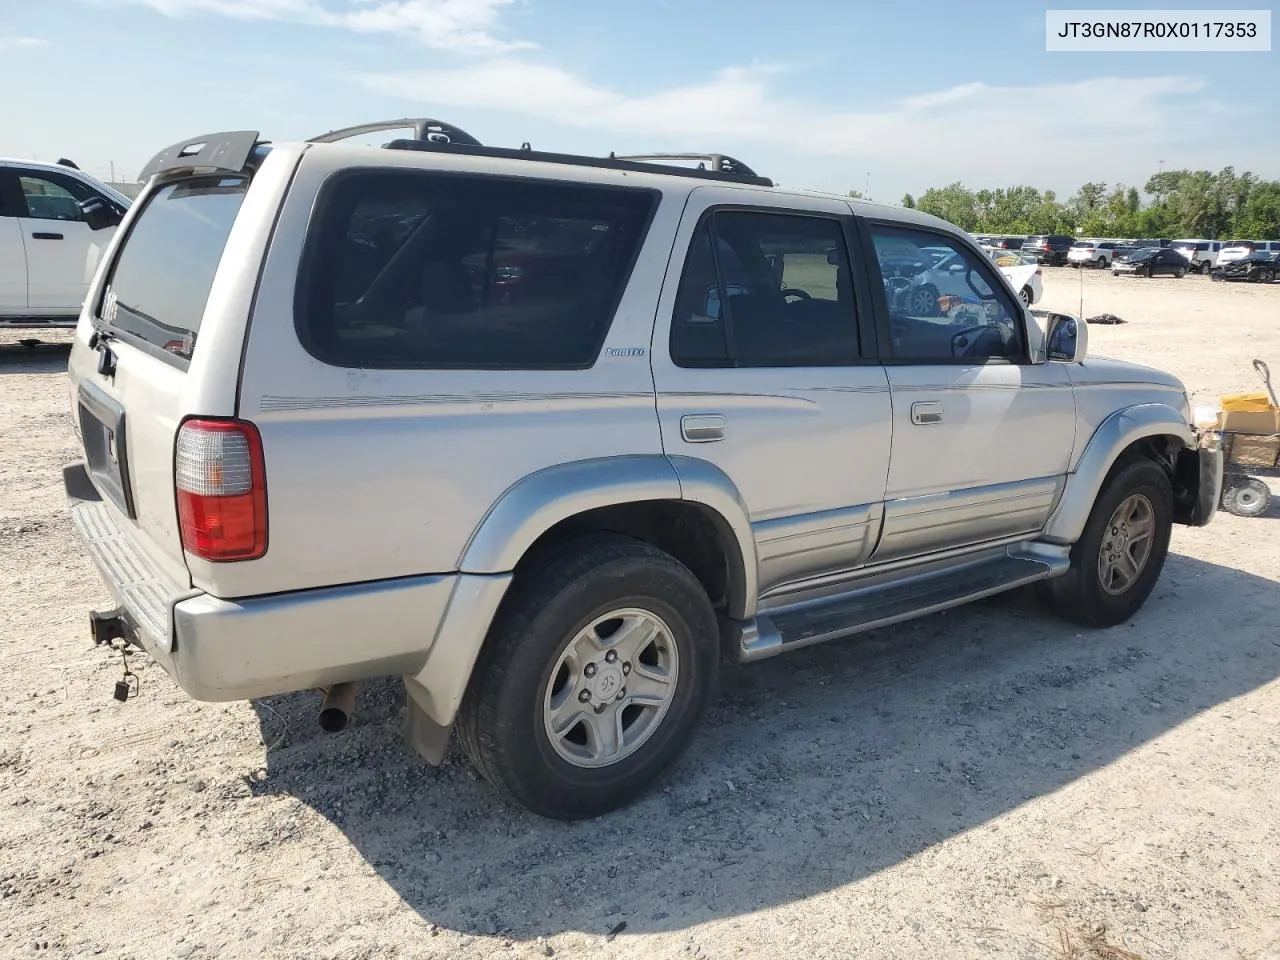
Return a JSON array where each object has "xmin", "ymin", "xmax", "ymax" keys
[
  {"xmin": 383, "ymin": 139, "xmax": 773, "ymax": 187},
  {"xmin": 307, "ymin": 118, "xmax": 482, "ymax": 147},
  {"xmin": 611, "ymin": 152, "xmax": 763, "ymax": 180},
  {"xmin": 136, "ymin": 119, "xmax": 772, "ymax": 188}
]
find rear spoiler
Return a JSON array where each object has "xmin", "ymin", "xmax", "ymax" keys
[{"xmin": 137, "ymin": 131, "xmax": 263, "ymax": 182}]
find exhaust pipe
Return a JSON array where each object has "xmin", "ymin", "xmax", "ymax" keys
[{"xmin": 319, "ymin": 682, "xmax": 357, "ymax": 733}]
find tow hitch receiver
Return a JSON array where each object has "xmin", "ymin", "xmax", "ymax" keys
[{"xmin": 90, "ymin": 608, "xmax": 140, "ymax": 702}]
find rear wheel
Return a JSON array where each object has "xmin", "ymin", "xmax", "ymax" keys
[
  {"xmin": 1037, "ymin": 459, "xmax": 1173, "ymax": 627},
  {"xmin": 1260, "ymin": 268, "xmax": 1276, "ymax": 283},
  {"xmin": 1096, "ymin": 256, "xmax": 1106, "ymax": 268},
  {"xmin": 1200, "ymin": 260, "xmax": 1212, "ymax": 275},
  {"xmin": 1175, "ymin": 266, "xmax": 1186, "ymax": 278},
  {"xmin": 1221, "ymin": 477, "xmax": 1270, "ymax": 518},
  {"xmin": 457, "ymin": 535, "xmax": 719, "ymax": 820}
]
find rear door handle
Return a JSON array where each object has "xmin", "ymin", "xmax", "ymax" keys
[
  {"xmin": 681, "ymin": 414, "xmax": 726, "ymax": 442},
  {"xmin": 32, "ymin": 232, "xmax": 64, "ymax": 240},
  {"xmin": 911, "ymin": 401, "xmax": 944, "ymax": 425}
]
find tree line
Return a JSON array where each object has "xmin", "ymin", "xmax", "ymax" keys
[{"xmin": 880, "ymin": 167, "xmax": 1280, "ymax": 240}]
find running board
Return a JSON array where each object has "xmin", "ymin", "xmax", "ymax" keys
[{"xmin": 738, "ymin": 553, "xmax": 1062, "ymax": 662}]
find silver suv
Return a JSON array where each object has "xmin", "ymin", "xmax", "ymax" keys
[{"xmin": 64, "ymin": 120, "xmax": 1223, "ymax": 820}]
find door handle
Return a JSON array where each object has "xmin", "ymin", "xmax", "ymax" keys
[
  {"xmin": 681, "ymin": 414, "xmax": 726, "ymax": 442},
  {"xmin": 911, "ymin": 401, "xmax": 944, "ymax": 425},
  {"xmin": 32, "ymin": 232, "xmax": 64, "ymax": 240}
]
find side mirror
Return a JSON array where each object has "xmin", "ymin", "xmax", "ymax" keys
[
  {"xmin": 79, "ymin": 196, "xmax": 123, "ymax": 231},
  {"xmin": 826, "ymin": 247, "xmax": 840, "ymax": 266},
  {"xmin": 1045, "ymin": 313, "xmax": 1087, "ymax": 363}
]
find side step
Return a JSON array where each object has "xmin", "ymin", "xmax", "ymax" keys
[{"xmin": 740, "ymin": 553, "xmax": 1061, "ymax": 661}]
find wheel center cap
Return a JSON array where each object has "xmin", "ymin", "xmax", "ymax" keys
[{"xmin": 590, "ymin": 663, "xmax": 624, "ymax": 701}]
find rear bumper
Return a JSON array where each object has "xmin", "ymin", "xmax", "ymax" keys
[{"xmin": 65, "ymin": 462, "xmax": 498, "ymax": 704}]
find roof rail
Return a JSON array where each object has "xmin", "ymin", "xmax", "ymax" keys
[
  {"xmin": 382, "ymin": 139, "xmax": 773, "ymax": 186},
  {"xmin": 308, "ymin": 118, "xmax": 483, "ymax": 147},
  {"xmin": 611, "ymin": 152, "xmax": 764, "ymax": 180}
]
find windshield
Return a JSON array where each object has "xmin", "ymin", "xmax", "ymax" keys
[
  {"xmin": 1127, "ymin": 249, "xmax": 1155, "ymax": 261},
  {"xmin": 100, "ymin": 176, "xmax": 247, "ymax": 363},
  {"xmin": 1071, "ymin": 241, "xmax": 1093, "ymax": 248}
]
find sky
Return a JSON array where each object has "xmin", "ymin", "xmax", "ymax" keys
[{"xmin": 1, "ymin": 0, "xmax": 1276, "ymax": 202}]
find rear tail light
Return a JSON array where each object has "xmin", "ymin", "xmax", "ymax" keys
[{"xmin": 175, "ymin": 419, "xmax": 267, "ymax": 561}]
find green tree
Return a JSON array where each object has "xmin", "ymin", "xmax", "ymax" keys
[
  {"xmin": 901, "ymin": 192, "xmax": 915, "ymax": 208},
  {"xmin": 1234, "ymin": 182, "xmax": 1280, "ymax": 239},
  {"xmin": 847, "ymin": 189, "xmax": 864, "ymax": 200},
  {"xmin": 916, "ymin": 182, "xmax": 977, "ymax": 230}
]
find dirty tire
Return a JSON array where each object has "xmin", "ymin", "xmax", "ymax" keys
[
  {"xmin": 457, "ymin": 534, "xmax": 719, "ymax": 820},
  {"xmin": 1260, "ymin": 268, "xmax": 1276, "ymax": 284},
  {"xmin": 1037, "ymin": 458, "xmax": 1173, "ymax": 628},
  {"xmin": 1221, "ymin": 477, "xmax": 1270, "ymax": 518},
  {"xmin": 1200, "ymin": 260, "xmax": 1211, "ymax": 275}
]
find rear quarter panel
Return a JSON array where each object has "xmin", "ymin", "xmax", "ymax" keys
[{"xmin": 221, "ymin": 148, "xmax": 681, "ymax": 599}]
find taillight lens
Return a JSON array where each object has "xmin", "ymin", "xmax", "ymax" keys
[{"xmin": 175, "ymin": 419, "xmax": 267, "ymax": 561}]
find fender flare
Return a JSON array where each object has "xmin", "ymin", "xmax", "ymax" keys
[
  {"xmin": 1042, "ymin": 403, "xmax": 1194, "ymax": 544},
  {"xmin": 407, "ymin": 456, "xmax": 758, "ymax": 729},
  {"xmin": 459, "ymin": 454, "xmax": 758, "ymax": 616}
]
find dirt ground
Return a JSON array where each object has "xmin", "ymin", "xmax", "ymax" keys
[{"xmin": 2, "ymin": 270, "xmax": 1279, "ymax": 960}]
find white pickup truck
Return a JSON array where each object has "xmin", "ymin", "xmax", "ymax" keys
[{"xmin": 0, "ymin": 159, "xmax": 130, "ymax": 328}]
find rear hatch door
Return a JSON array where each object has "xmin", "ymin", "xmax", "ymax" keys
[{"xmin": 69, "ymin": 171, "xmax": 257, "ymax": 590}]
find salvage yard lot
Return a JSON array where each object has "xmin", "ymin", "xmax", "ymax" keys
[{"xmin": 1, "ymin": 270, "xmax": 1278, "ymax": 960}]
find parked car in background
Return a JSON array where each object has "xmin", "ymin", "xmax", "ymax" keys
[
  {"xmin": 1217, "ymin": 241, "xmax": 1280, "ymax": 266},
  {"xmin": 1171, "ymin": 239, "xmax": 1223, "ymax": 274},
  {"xmin": 1022, "ymin": 235, "xmax": 1073, "ymax": 266},
  {"xmin": 1211, "ymin": 251, "xmax": 1280, "ymax": 283},
  {"xmin": 1, "ymin": 159, "xmax": 131, "ymax": 327},
  {"xmin": 991, "ymin": 236, "xmax": 1027, "ymax": 250},
  {"xmin": 986, "ymin": 248, "xmax": 1042, "ymax": 305},
  {"xmin": 1114, "ymin": 246, "xmax": 1188, "ymax": 278},
  {"xmin": 1068, "ymin": 240, "xmax": 1121, "ymax": 268}
]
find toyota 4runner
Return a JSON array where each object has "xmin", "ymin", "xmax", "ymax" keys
[{"xmin": 64, "ymin": 120, "xmax": 1223, "ymax": 820}]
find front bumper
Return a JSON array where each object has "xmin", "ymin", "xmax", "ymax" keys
[
  {"xmin": 1175, "ymin": 436, "xmax": 1224, "ymax": 527},
  {"xmin": 65, "ymin": 462, "xmax": 463, "ymax": 702}
]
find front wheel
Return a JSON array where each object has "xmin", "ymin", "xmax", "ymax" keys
[
  {"xmin": 457, "ymin": 535, "xmax": 719, "ymax": 820},
  {"xmin": 1175, "ymin": 266, "xmax": 1186, "ymax": 278},
  {"xmin": 1260, "ymin": 268, "xmax": 1276, "ymax": 283},
  {"xmin": 1200, "ymin": 261, "xmax": 1212, "ymax": 275},
  {"xmin": 1037, "ymin": 459, "xmax": 1173, "ymax": 627},
  {"xmin": 1096, "ymin": 256, "xmax": 1107, "ymax": 268},
  {"xmin": 1018, "ymin": 285, "xmax": 1033, "ymax": 307}
]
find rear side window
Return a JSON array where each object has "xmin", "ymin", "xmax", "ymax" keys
[
  {"xmin": 103, "ymin": 176, "xmax": 247, "ymax": 362},
  {"xmin": 297, "ymin": 171, "xmax": 656, "ymax": 369},
  {"xmin": 670, "ymin": 211, "xmax": 859, "ymax": 368}
]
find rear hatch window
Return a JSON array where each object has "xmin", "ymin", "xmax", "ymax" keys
[{"xmin": 101, "ymin": 176, "xmax": 248, "ymax": 364}]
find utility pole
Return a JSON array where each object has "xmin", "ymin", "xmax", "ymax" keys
[
  {"xmin": 865, "ymin": 172, "xmax": 871, "ymax": 201},
  {"xmin": 110, "ymin": 161, "xmax": 116, "ymax": 184}
]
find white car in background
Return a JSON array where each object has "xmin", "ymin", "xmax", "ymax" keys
[
  {"xmin": 1067, "ymin": 240, "xmax": 1121, "ymax": 268},
  {"xmin": 1218, "ymin": 240, "xmax": 1280, "ymax": 266},
  {"xmin": 1170, "ymin": 238, "xmax": 1222, "ymax": 275},
  {"xmin": 988, "ymin": 247, "xmax": 1042, "ymax": 306},
  {"xmin": 0, "ymin": 159, "xmax": 131, "ymax": 328}
]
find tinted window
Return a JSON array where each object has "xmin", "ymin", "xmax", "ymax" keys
[
  {"xmin": 18, "ymin": 171, "xmax": 93, "ymax": 221},
  {"xmin": 102, "ymin": 176, "xmax": 247, "ymax": 362},
  {"xmin": 299, "ymin": 172, "xmax": 654, "ymax": 369},
  {"xmin": 670, "ymin": 211, "xmax": 858, "ymax": 368},
  {"xmin": 869, "ymin": 225, "xmax": 1023, "ymax": 362}
]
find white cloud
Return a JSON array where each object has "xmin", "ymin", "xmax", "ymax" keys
[
  {"xmin": 108, "ymin": 0, "xmax": 530, "ymax": 52},
  {"xmin": 357, "ymin": 60, "xmax": 1245, "ymax": 197},
  {"xmin": 360, "ymin": 60, "xmax": 1208, "ymax": 164},
  {"xmin": 0, "ymin": 36, "xmax": 50, "ymax": 47}
]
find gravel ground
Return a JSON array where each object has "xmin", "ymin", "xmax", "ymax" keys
[{"xmin": 2, "ymin": 271, "xmax": 1279, "ymax": 960}]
